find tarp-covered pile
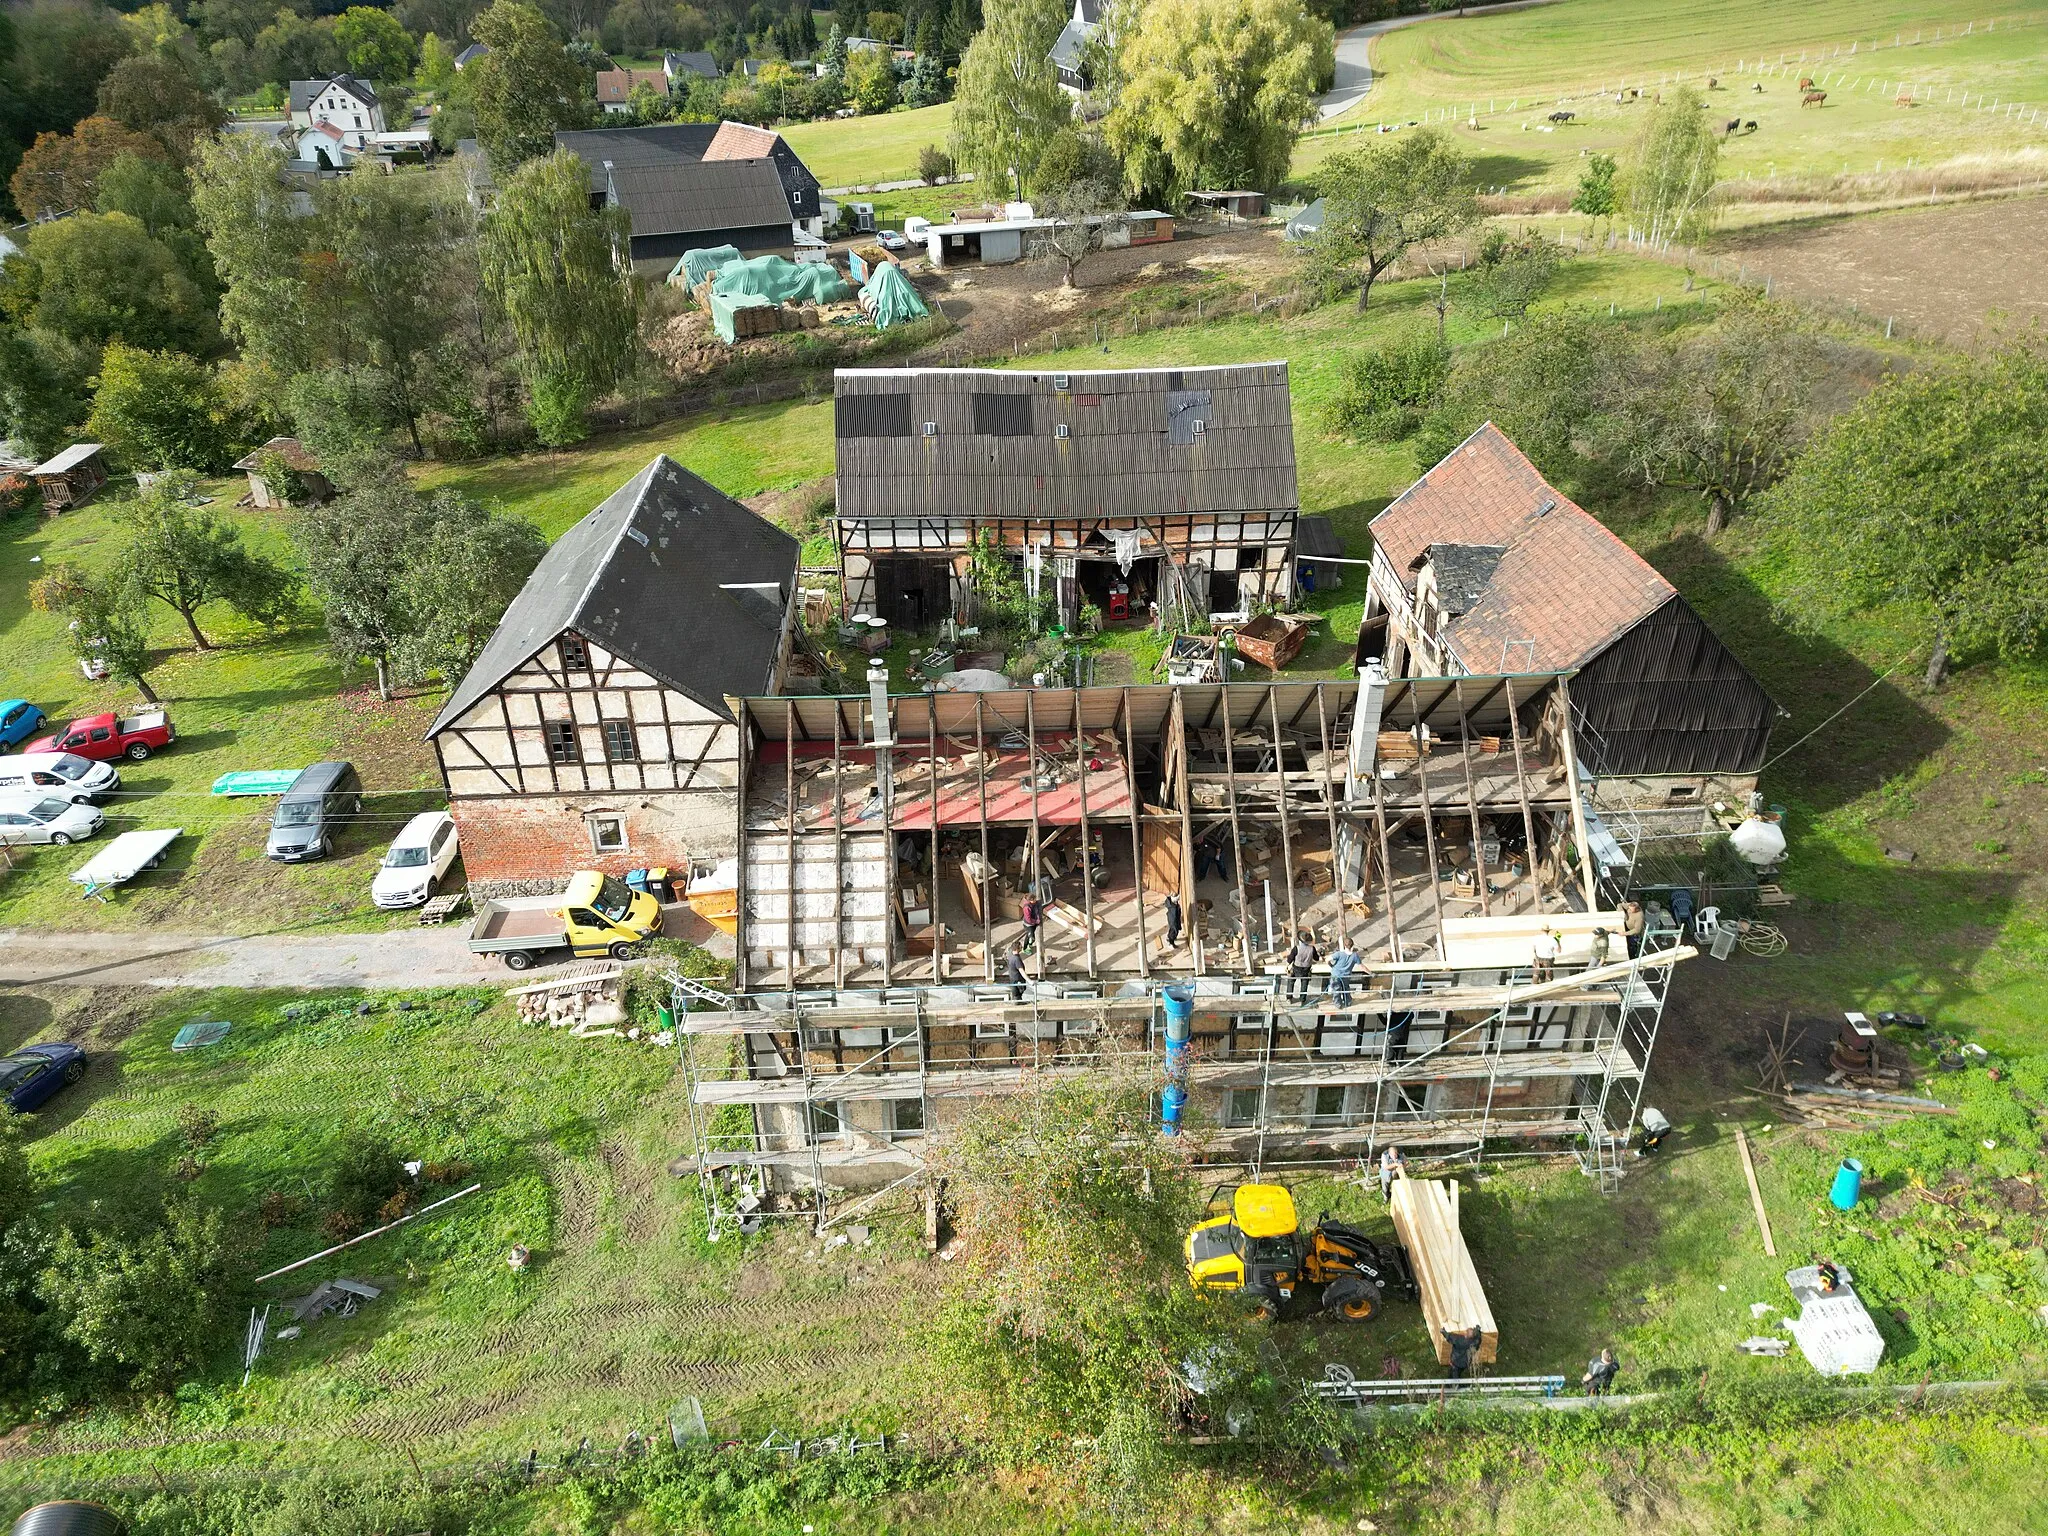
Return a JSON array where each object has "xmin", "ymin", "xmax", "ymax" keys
[
  {"xmin": 860, "ymin": 261, "xmax": 928, "ymax": 330},
  {"xmin": 708, "ymin": 290, "xmax": 778, "ymax": 343},
  {"xmin": 712, "ymin": 254, "xmax": 852, "ymax": 306},
  {"xmin": 668, "ymin": 244, "xmax": 742, "ymax": 289}
]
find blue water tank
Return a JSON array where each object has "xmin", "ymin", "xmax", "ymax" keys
[{"xmin": 1829, "ymin": 1157, "xmax": 1864, "ymax": 1210}]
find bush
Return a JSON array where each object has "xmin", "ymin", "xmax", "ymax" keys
[
  {"xmin": 323, "ymin": 1129, "xmax": 410, "ymax": 1239},
  {"xmin": 176, "ymin": 1103, "xmax": 220, "ymax": 1152},
  {"xmin": 1331, "ymin": 327, "xmax": 1451, "ymax": 441},
  {"xmin": 0, "ymin": 474, "xmax": 33, "ymax": 517},
  {"xmin": 917, "ymin": 143, "xmax": 955, "ymax": 185},
  {"xmin": 1471, "ymin": 228, "xmax": 1563, "ymax": 320}
]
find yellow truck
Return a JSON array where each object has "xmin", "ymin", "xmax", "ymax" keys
[{"xmin": 466, "ymin": 870, "xmax": 663, "ymax": 970}]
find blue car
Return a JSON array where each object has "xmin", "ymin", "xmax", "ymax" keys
[
  {"xmin": 0, "ymin": 700, "xmax": 45, "ymax": 753},
  {"xmin": 0, "ymin": 1043, "xmax": 86, "ymax": 1112}
]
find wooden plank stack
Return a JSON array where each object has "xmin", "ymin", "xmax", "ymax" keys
[{"xmin": 1387, "ymin": 1175, "xmax": 1498, "ymax": 1367}]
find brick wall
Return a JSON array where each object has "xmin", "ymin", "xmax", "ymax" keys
[{"xmin": 452, "ymin": 789, "xmax": 738, "ymax": 897}]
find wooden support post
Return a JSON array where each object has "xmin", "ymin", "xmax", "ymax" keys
[
  {"xmin": 1312, "ymin": 683, "xmax": 1351, "ymax": 954},
  {"xmin": 926, "ymin": 691, "xmax": 945, "ymax": 981},
  {"xmin": 784, "ymin": 700, "xmax": 799, "ymax": 984},
  {"xmin": 1553, "ymin": 678, "xmax": 1601, "ymax": 912},
  {"xmin": 1265, "ymin": 686, "xmax": 1302, "ymax": 948},
  {"xmin": 1407, "ymin": 684, "xmax": 1451, "ymax": 956},
  {"xmin": 1117, "ymin": 689, "xmax": 1150, "ymax": 980},
  {"xmin": 973, "ymin": 693, "xmax": 993, "ymax": 981},
  {"xmin": 1024, "ymin": 689, "xmax": 1045, "ymax": 980},
  {"xmin": 1366, "ymin": 717, "xmax": 1405, "ymax": 964},
  {"xmin": 1073, "ymin": 689, "xmax": 1098, "ymax": 979},
  {"xmin": 878, "ymin": 689, "xmax": 896, "ymax": 987},
  {"xmin": 831, "ymin": 700, "xmax": 846, "ymax": 991},
  {"xmin": 1500, "ymin": 678, "xmax": 1544, "ymax": 917},
  {"xmin": 1219, "ymin": 681, "xmax": 1256, "ymax": 975},
  {"xmin": 1171, "ymin": 689, "xmax": 1202, "ymax": 974},
  {"xmin": 1449, "ymin": 680, "xmax": 1494, "ymax": 917}
]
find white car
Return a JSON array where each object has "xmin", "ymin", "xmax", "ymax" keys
[
  {"xmin": 0, "ymin": 752, "xmax": 120, "ymax": 804},
  {"xmin": 372, "ymin": 811, "xmax": 461, "ymax": 908},
  {"xmin": 0, "ymin": 793, "xmax": 105, "ymax": 846}
]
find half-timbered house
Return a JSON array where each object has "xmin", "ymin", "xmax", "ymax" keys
[
  {"xmin": 831, "ymin": 363, "xmax": 1301, "ymax": 631},
  {"xmin": 427, "ymin": 455, "xmax": 800, "ymax": 893}
]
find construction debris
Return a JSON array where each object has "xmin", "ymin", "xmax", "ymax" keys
[
  {"xmin": 288, "ymin": 1276, "xmax": 382, "ymax": 1323},
  {"xmin": 1387, "ymin": 1176, "xmax": 1497, "ymax": 1368}
]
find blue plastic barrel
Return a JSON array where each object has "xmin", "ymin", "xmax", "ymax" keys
[
  {"xmin": 1829, "ymin": 1157, "xmax": 1864, "ymax": 1210},
  {"xmin": 1161, "ymin": 1084, "xmax": 1187, "ymax": 1137},
  {"xmin": 1162, "ymin": 985, "xmax": 1195, "ymax": 1038}
]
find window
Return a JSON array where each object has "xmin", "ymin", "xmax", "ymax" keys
[
  {"xmin": 1667, "ymin": 784, "xmax": 1699, "ymax": 800},
  {"xmin": 1310, "ymin": 1085, "xmax": 1349, "ymax": 1125},
  {"xmin": 602, "ymin": 720, "xmax": 637, "ymax": 763},
  {"xmin": 808, "ymin": 1100, "xmax": 843, "ymax": 1140},
  {"xmin": 1224, "ymin": 1088, "xmax": 1262, "ymax": 1128},
  {"xmin": 543, "ymin": 721, "xmax": 579, "ymax": 764},
  {"xmin": 560, "ymin": 635, "xmax": 589, "ymax": 669},
  {"xmin": 587, "ymin": 814, "xmax": 627, "ymax": 854},
  {"xmin": 889, "ymin": 1098, "xmax": 925, "ymax": 1137}
]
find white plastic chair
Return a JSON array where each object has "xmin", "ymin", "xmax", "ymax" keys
[{"xmin": 1694, "ymin": 906, "xmax": 1722, "ymax": 942}]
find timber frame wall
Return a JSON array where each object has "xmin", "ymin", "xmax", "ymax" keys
[{"xmin": 676, "ymin": 674, "xmax": 1693, "ymax": 1229}]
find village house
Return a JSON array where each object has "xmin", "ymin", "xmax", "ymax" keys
[
  {"xmin": 663, "ymin": 50, "xmax": 719, "ymax": 82},
  {"xmin": 288, "ymin": 74, "xmax": 386, "ymax": 152},
  {"xmin": 1049, "ymin": 0, "xmax": 1103, "ymax": 95},
  {"xmin": 1360, "ymin": 423, "xmax": 1777, "ymax": 812},
  {"xmin": 427, "ymin": 455, "xmax": 799, "ymax": 895},
  {"xmin": 831, "ymin": 363, "xmax": 1301, "ymax": 630},
  {"xmin": 596, "ymin": 68, "xmax": 669, "ymax": 115}
]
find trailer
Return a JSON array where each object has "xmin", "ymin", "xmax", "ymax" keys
[{"xmin": 70, "ymin": 828, "xmax": 182, "ymax": 899}]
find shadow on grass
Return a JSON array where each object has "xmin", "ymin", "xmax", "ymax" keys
[{"xmin": 1466, "ymin": 151, "xmax": 1553, "ymax": 191}]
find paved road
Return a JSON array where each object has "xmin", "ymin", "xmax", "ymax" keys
[{"xmin": 1316, "ymin": 0, "xmax": 1564, "ymax": 122}]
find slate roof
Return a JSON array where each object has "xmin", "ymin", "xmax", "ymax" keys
[
  {"xmin": 430, "ymin": 456, "xmax": 798, "ymax": 734},
  {"xmin": 1370, "ymin": 422, "xmax": 1675, "ymax": 673},
  {"xmin": 289, "ymin": 74, "xmax": 379, "ymax": 115},
  {"xmin": 603, "ymin": 158, "xmax": 793, "ymax": 239},
  {"xmin": 665, "ymin": 50, "xmax": 719, "ymax": 78},
  {"xmin": 704, "ymin": 122, "xmax": 821, "ymax": 219},
  {"xmin": 454, "ymin": 43, "xmax": 488, "ymax": 68},
  {"xmin": 834, "ymin": 364, "xmax": 1299, "ymax": 523}
]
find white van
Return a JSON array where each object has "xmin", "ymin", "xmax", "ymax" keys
[
  {"xmin": 0, "ymin": 752, "xmax": 119, "ymax": 804},
  {"xmin": 0, "ymin": 792, "xmax": 105, "ymax": 846}
]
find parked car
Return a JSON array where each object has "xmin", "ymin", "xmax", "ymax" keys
[
  {"xmin": 0, "ymin": 752, "xmax": 120, "ymax": 804},
  {"xmin": 0, "ymin": 699, "xmax": 44, "ymax": 752},
  {"xmin": 265, "ymin": 760, "xmax": 360, "ymax": 862},
  {"xmin": 876, "ymin": 229, "xmax": 908, "ymax": 252},
  {"xmin": 0, "ymin": 1043, "xmax": 87, "ymax": 1113},
  {"xmin": 372, "ymin": 810, "xmax": 460, "ymax": 908},
  {"xmin": 0, "ymin": 793, "xmax": 105, "ymax": 846},
  {"xmin": 24, "ymin": 708, "xmax": 175, "ymax": 763}
]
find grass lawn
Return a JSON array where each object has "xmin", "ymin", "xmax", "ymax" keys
[
  {"xmin": 1299, "ymin": 0, "xmax": 2048, "ymax": 197},
  {"xmin": 781, "ymin": 101, "xmax": 954, "ymax": 188}
]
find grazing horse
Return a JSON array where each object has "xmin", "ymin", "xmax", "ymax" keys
[
  {"xmin": 1548, "ymin": 110, "xmax": 1575, "ymax": 123},
  {"xmin": 1725, "ymin": 117, "xmax": 1742, "ymax": 134},
  {"xmin": 1802, "ymin": 90, "xmax": 1827, "ymax": 107},
  {"xmin": 1745, "ymin": 119, "xmax": 1757, "ymax": 132},
  {"xmin": 1797, "ymin": 76, "xmax": 1814, "ymax": 90},
  {"xmin": 1753, "ymin": 81, "xmax": 1765, "ymax": 93},
  {"xmin": 1895, "ymin": 94, "xmax": 1915, "ymax": 107}
]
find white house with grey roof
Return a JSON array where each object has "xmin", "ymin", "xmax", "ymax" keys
[
  {"xmin": 427, "ymin": 456, "xmax": 800, "ymax": 894},
  {"xmin": 289, "ymin": 74, "xmax": 385, "ymax": 151},
  {"xmin": 1049, "ymin": 0, "xmax": 1104, "ymax": 95}
]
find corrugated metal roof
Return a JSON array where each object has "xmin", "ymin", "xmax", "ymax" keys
[
  {"xmin": 29, "ymin": 443, "xmax": 104, "ymax": 476},
  {"xmin": 1371, "ymin": 423, "xmax": 1675, "ymax": 673},
  {"xmin": 429, "ymin": 456, "xmax": 798, "ymax": 735},
  {"xmin": 833, "ymin": 364, "xmax": 1299, "ymax": 523}
]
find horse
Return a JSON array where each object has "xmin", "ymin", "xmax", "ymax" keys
[
  {"xmin": 1801, "ymin": 90, "xmax": 1827, "ymax": 107},
  {"xmin": 1725, "ymin": 117, "xmax": 1742, "ymax": 134},
  {"xmin": 1797, "ymin": 76, "xmax": 1814, "ymax": 90},
  {"xmin": 1548, "ymin": 110, "xmax": 1575, "ymax": 123}
]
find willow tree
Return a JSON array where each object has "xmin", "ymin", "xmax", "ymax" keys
[
  {"xmin": 1622, "ymin": 85, "xmax": 1721, "ymax": 246},
  {"xmin": 1103, "ymin": 0, "xmax": 1332, "ymax": 206},
  {"xmin": 478, "ymin": 149, "xmax": 636, "ymax": 447},
  {"xmin": 948, "ymin": 0, "xmax": 1072, "ymax": 199}
]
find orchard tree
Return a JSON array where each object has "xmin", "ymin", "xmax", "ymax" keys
[
  {"xmin": 1104, "ymin": 0, "xmax": 1331, "ymax": 204},
  {"xmin": 293, "ymin": 463, "xmax": 425, "ymax": 698},
  {"xmin": 949, "ymin": 0, "xmax": 1071, "ymax": 199},
  {"xmin": 1306, "ymin": 129, "xmax": 1479, "ymax": 311},
  {"xmin": 86, "ymin": 344, "xmax": 234, "ymax": 472},
  {"xmin": 1469, "ymin": 229, "xmax": 1561, "ymax": 320},
  {"xmin": 1764, "ymin": 341, "xmax": 2048, "ymax": 689},
  {"xmin": 8, "ymin": 116, "xmax": 168, "ymax": 221},
  {"xmin": 118, "ymin": 472, "xmax": 296, "ymax": 650},
  {"xmin": 1414, "ymin": 307, "xmax": 1630, "ymax": 479},
  {"xmin": 1572, "ymin": 151, "xmax": 1617, "ymax": 237},
  {"xmin": 29, "ymin": 564, "xmax": 162, "ymax": 703},
  {"xmin": 334, "ymin": 6, "xmax": 419, "ymax": 82},
  {"xmin": 1030, "ymin": 178, "xmax": 1126, "ymax": 288},
  {"xmin": 1622, "ymin": 85, "xmax": 1720, "ymax": 245},
  {"xmin": 467, "ymin": 1, "xmax": 594, "ymax": 177},
  {"xmin": 479, "ymin": 149, "xmax": 636, "ymax": 446}
]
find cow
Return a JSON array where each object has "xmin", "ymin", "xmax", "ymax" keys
[
  {"xmin": 1549, "ymin": 110, "xmax": 1575, "ymax": 123},
  {"xmin": 1801, "ymin": 90, "xmax": 1827, "ymax": 108}
]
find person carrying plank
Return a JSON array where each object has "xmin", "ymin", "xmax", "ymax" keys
[
  {"xmin": 1444, "ymin": 1325, "xmax": 1484, "ymax": 1380},
  {"xmin": 1582, "ymin": 1347, "xmax": 1620, "ymax": 1396}
]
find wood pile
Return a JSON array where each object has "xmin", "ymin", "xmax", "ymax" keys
[{"xmin": 1387, "ymin": 1175, "xmax": 1498, "ymax": 1367}]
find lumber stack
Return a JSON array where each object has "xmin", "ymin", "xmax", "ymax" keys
[{"xmin": 1387, "ymin": 1176, "xmax": 1498, "ymax": 1367}]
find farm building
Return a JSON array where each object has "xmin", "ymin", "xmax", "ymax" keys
[
  {"xmin": 674, "ymin": 670, "xmax": 1689, "ymax": 1215},
  {"xmin": 1360, "ymin": 423, "xmax": 1778, "ymax": 811},
  {"xmin": 831, "ymin": 362, "xmax": 1302, "ymax": 629},
  {"xmin": 427, "ymin": 455, "xmax": 800, "ymax": 894},
  {"xmin": 232, "ymin": 438, "xmax": 333, "ymax": 508},
  {"xmin": 27, "ymin": 443, "xmax": 108, "ymax": 511},
  {"xmin": 917, "ymin": 207, "xmax": 1172, "ymax": 269}
]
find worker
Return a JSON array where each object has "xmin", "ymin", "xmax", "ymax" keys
[
  {"xmin": 1621, "ymin": 899, "xmax": 1646, "ymax": 958},
  {"xmin": 1582, "ymin": 1347, "xmax": 1620, "ymax": 1397},
  {"xmin": 1287, "ymin": 929, "xmax": 1319, "ymax": 1003},
  {"xmin": 1590, "ymin": 926, "xmax": 1612, "ymax": 967},
  {"xmin": 1444, "ymin": 1325, "xmax": 1483, "ymax": 1380},
  {"xmin": 1328, "ymin": 940, "xmax": 1360, "ymax": 1008},
  {"xmin": 1378, "ymin": 1144, "xmax": 1407, "ymax": 1201},
  {"xmin": 1020, "ymin": 892, "xmax": 1043, "ymax": 957},
  {"xmin": 1635, "ymin": 1105, "xmax": 1672, "ymax": 1158},
  {"xmin": 1531, "ymin": 926, "xmax": 1560, "ymax": 983},
  {"xmin": 1006, "ymin": 943, "xmax": 1027, "ymax": 1003},
  {"xmin": 1164, "ymin": 891, "xmax": 1184, "ymax": 950}
]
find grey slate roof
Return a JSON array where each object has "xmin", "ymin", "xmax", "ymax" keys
[
  {"xmin": 665, "ymin": 50, "xmax": 719, "ymax": 78},
  {"xmin": 833, "ymin": 364, "xmax": 1299, "ymax": 524},
  {"xmin": 454, "ymin": 43, "xmax": 489, "ymax": 68},
  {"xmin": 289, "ymin": 74, "xmax": 379, "ymax": 115},
  {"xmin": 1420, "ymin": 542, "xmax": 1509, "ymax": 617},
  {"xmin": 603, "ymin": 157, "xmax": 794, "ymax": 239},
  {"xmin": 557, "ymin": 122, "xmax": 820, "ymax": 222},
  {"xmin": 428, "ymin": 456, "xmax": 798, "ymax": 734}
]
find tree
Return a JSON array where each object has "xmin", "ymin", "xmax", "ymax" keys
[
  {"xmin": 1032, "ymin": 126, "xmax": 1116, "ymax": 196},
  {"xmin": 29, "ymin": 563, "xmax": 161, "ymax": 703},
  {"xmin": 1030, "ymin": 177, "xmax": 1125, "ymax": 287},
  {"xmin": 1415, "ymin": 307, "xmax": 1627, "ymax": 479},
  {"xmin": 916, "ymin": 142, "xmax": 955, "ymax": 184},
  {"xmin": 1469, "ymin": 228, "xmax": 1561, "ymax": 320},
  {"xmin": 1, "ymin": 212, "xmax": 216, "ymax": 354},
  {"xmin": 415, "ymin": 31, "xmax": 459, "ymax": 93},
  {"xmin": 1305, "ymin": 129, "xmax": 1479, "ymax": 312},
  {"xmin": 1103, "ymin": 0, "xmax": 1330, "ymax": 205},
  {"xmin": 845, "ymin": 42, "xmax": 897, "ymax": 113},
  {"xmin": 191, "ymin": 134, "xmax": 314, "ymax": 373},
  {"xmin": 867, "ymin": 9, "xmax": 904, "ymax": 42},
  {"xmin": 8, "ymin": 115, "xmax": 167, "ymax": 221},
  {"xmin": 949, "ymin": 0, "xmax": 1070, "ymax": 199},
  {"xmin": 479, "ymin": 149, "xmax": 636, "ymax": 446},
  {"xmin": 1596, "ymin": 295, "xmax": 1816, "ymax": 535},
  {"xmin": 118, "ymin": 472, "xmax": 296, "ymax": 650},
  {"xmin": 335, "ymin": 6, "xmax": 420, "ymax": 82},
  {"xmin": 94, "ymin": 53, "xmax": 227, "ymax": 163},
  {"xmin": 819, "ymin": 23, "xmax": 848, "ymax": 79},
  {"xmin": 395, "ymin": 501, "xmax": 547, "ymax": 682},
  {"xmin": 249, "ymin": 9, "xmax": 346, "ymax": 89},
  {"xmin": 37, "ymin": 1198, "xmax": 243, "ymax": 1393},
  {"xmin": 1764, "ymin": 341, "xmax": 2048, "ymax": 689},
  {"xmin": 904, "ymin": 48, "xmax": 947, "ymax": 106},
  {"xmin": 86, "ymin": 344, "xmax": 233, "ymax": 472},
  {"xmin": 1331, "ymin": 326, "xmax": 1450, "ymax": 442},
  {"xmin": 1572, "ymin": 150, "xmax": 1617, "ymax": 235},
  {"xmin": 293, "ymin": 462, "xmax": 425, "ymax": 698},
  {"xmin": 1622, "ymin": 85, "xmax": 1720, "ymax": 245},
  {"xmin": 0, "ymin": 320, "xmax": 90, "ymax": 460},
  {"xmin": 467, "ymin": 1, "xmax": 595, "ymax": 177},
  {"xmin": 627, "ymin": 76, "xmax": 671, "ymax": 121}
]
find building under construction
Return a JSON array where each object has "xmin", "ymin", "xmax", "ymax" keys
[{"xmin": 674, "ymin": 667, "xmax": 1693, "ymax": 1229}]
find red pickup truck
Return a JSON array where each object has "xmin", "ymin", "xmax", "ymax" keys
[{"xmin": 26, "ymin": 708, "xmax": 176, "ymax": 762}]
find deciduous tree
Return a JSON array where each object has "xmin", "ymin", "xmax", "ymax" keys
[
  {"xmin": 1103, "ymin": 0, "xmax": 1330, "ymax": 205},
  {"xmin": 94, "ymin": 53, "xmax": 227, "ymax": 163},
  {"xmin": 29, "ymin": 562, "xmax": 161, "ymax": 702},
  {"xmin": 1622, "ymin": 85, "xmax": 1720, "ymax": 245},
  {"xmin": 1572, "ymin": 150, "xmax": 1617, "ymax": 235},
  {"xmin": 949, "ymin": 0, "xmax": 1069, "ymax": 199},
  {"xmin": 293, "ymin": 461, "xmax": 426, "ymax": 698},
  {"xmin": 86, "ymin": 343, "xmax": 234, "ymax": 472},
  {"xmin": 335, "ymin": 5, "xmax": 420, "ymax": 82},
  {"xmin": 8, "ymin": 115, "xmax": 167, "ymax": 222},
  {"xmin": 191, "ymin": 134, "xmax": 314, "ymax": 372},
  {"xmin": 1469, "ymin": 228, "xmax": 1561, "ymax": 320},
  {"xmin": 395, "ymin": 500, "xmax": 547, "ymax": 682},
  {"xmin": 1764, "ymin": 340, "xmax": 2048, "ymax": 689},
  {"xmin": 845, "ymin": 42, "xmax": 898, "ymax": 113},
  {"xmin": 0, "ymin": 211, "xmax": 216, "ymax": 354},
  {"xmin": 467, "ymin": 0, "xmax": 594, "ymax": 177},
  {"xmin": 1030, "ymin": 176, "xmax": 1125, "ymax": 288},
  {"xmin": 1304, "ymin": 129, "xmax": 1478, "ymax": 312},
  {"xmin": 118, "ymin": 472, "xmax": 297, "ymax": 650}
]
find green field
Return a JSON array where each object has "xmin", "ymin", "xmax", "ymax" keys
[
  {"xmin": 1299, "ymin": 0, "xmax": 2048, "ymax": 199},
  {"xmin": 780, "ymin": 101, "xmax": 954, "ymax": 188}
]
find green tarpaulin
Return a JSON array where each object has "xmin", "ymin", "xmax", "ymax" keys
[
  {"xmin": 669, "ymin": 244, "xmax": 742, "ymax": 290},
  {"xmin": 861, "ymin": 261, "xmax": 929, "ymax": 330},
  {"xmin": 711, "ymin": 254, "xmax": 853, "ymax": 305},
  {"xmin": 709, "ymin": 290, "xmax": 775, "ymax": 344}
]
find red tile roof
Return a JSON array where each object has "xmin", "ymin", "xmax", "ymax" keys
[
  {"xmin": 1370, "ymin": 422, "xmax": 1675, "ymax": 673},
  {"xmin": 596, "ymin": 68, "xmax": 669, "ymax": 104},
  {"xmin": 703, "ymin": 121, "xmax": 779, "ymax": 161}
]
